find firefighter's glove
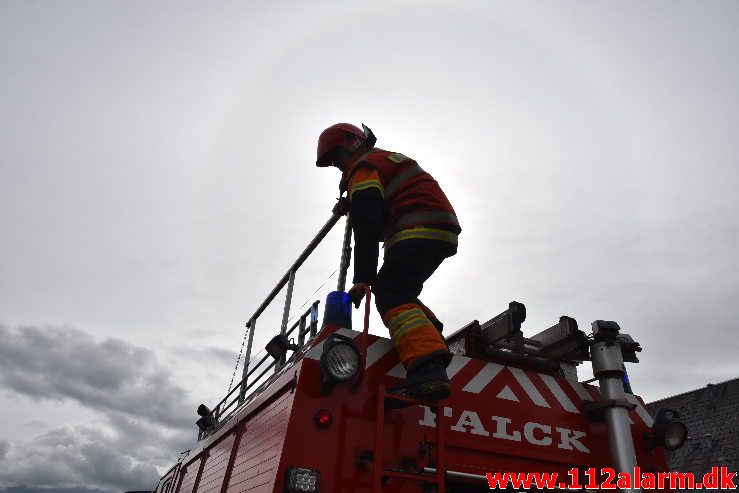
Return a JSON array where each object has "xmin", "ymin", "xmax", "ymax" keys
[
  {"xmin": 332, "ymin": 197, "xmax": 350, "ymax": 216},
  {"xmin": 348, "ymin": 283, "xmax": 370, "ymax": 308}
]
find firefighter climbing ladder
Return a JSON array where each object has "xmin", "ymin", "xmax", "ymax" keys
[{"xmin": 185, "ymin": 208, "xmax": 680, "ymax": 493}]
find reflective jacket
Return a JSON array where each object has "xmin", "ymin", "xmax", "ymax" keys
[
  {"xmin": 341, "ymin": 148, "xmax": 461, "ymax": 248},
  {"xmin": 341, "ymin": 149, "xmax": 460, "ymax": 285}
]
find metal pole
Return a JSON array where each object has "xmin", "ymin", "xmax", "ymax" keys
[
  {"xmin": 310, "ymin": 301, "xmax": 319, "ymax": 338},
  {"xmin": 337, "ymin": 216, "xmax": 352, "ymax": 292},
  {"xmin": 281, "ymin": 269, "xmax": 296, "ymax": 336},
  {"xmin": 297, "ymin": 315, "xmax": 307, "ymax": 348},
  {"xmin": 599, "ymin": 366, "xmax": 638, "ymax": 475},
  {"xmin": 239, "ymin": 317, "xmax": 256, "ymax": 404},
  {"xmin": 590, "ymin": 322, "xmax": 640, "ymax": 493},
  {"xmin": 275, "ymin": 269, "xmax": 296, "ymax": 371}
]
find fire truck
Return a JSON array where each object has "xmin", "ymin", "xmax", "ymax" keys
[{"xmin": 150, "ymin": 213, "xmax": 687, "ymax": 493}]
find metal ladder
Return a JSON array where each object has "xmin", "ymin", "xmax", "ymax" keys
[{"xmin": 373, "ymin": 386, "xmax": 447, "ymax": 492}]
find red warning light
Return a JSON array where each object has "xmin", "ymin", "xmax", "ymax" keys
[{"xmin": 314, "ymin": 409, "xmax": 332, "ymax": 429}]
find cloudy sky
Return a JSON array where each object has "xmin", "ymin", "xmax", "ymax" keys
[{"xmin": 1, "ymin": 1, "xmax": 737, "ymax": 491}]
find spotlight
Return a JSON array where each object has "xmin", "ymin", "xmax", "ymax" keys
[
  {"xmin": 196, "ymin": 404, "xmax": 216, "ymax": 433},
  {"xmin": 320, "ymin": 332, "xmax": 360, "ymax": 394},
  {"xmin": 646, "ymin": 408, "xmax": 688, "ymax": 451},
  {"xmin": 266, "ymin": 334, "xmax": 297, "ymax": 361}
]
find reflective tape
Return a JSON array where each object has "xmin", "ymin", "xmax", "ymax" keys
[
  {"xmin": 386, "ymin": 307, "xmax": 426, "ymax": 334},
  {"xmin": 384, "ymin": 163, "xmax": 425, "ymax": 197},
  {"xmin": 391, "ymin": 317, "xmax": 432, "ymax": 342},
  {"xmin": 350, "ymin": 179, "xmax": 384, "ymax": 198},
  {"xmin": 384, "ymin": 227, "xmax": 459, "ymax": 249},
  {"xmin": 388, "ymin": 211, "xmax": 460, "ymax": 236}
]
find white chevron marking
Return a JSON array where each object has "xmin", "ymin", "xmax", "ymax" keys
[
  {"xmin": 539, "ymin": 374, "xmax": 579, "ymax": 413},
  {"xmin": 625, "ymin": 393, "xmax": 654, "ymax": 427},
  {"xmin": 387, "ymin": 362, "xmax": 406, "ymax": 378},
  {"xmin": 462, "ymin": 362, "xmax": 504, "ymax": 394},
  {"xmin": 497, "ymin": 385, "xmax": 519, "ymax": 402},
  {"xmin": 385, "ymin": 354, "xmax": 469, "ymax": 380},
  {"xmin": 364, "ymin": 338, "xmax": 394, "ymax": 368},
  {"xmin": 508, "ymin": 367, "xmax": 550, "ymax": 408},
  {"xmin": 446, "ymin": 355, "xmax": 471, "ymax": 379},
  {"xmin": 585, "ymin": 384, "xmax": 635, "ymax": 424},
  {"xmin": 568, "ymin": 380, "xmax": 595, "ymax": 402},
  {"xmin": 305, "ymin": 328, "xmax": 359, "ymax": 360}
]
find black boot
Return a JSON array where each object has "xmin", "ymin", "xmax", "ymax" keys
[{"xmin": 387, "ymin": 356, "xmax": 451, "ymax": 407}]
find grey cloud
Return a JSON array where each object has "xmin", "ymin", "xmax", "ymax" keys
[
  {"xmin": 18, "ymin": 420, "xmax": 46, "ymax": 430},
  {"xmin": 0, "ymin": 324, "xmax": 199, "ymax": 492},
  {"xmin": 183, "ymin": 328, "xmax": 230, "ymax": 339},
  {"xmin": 0, "ymin": 424, "xmax": 159, "ymax": 493},
  {"xmin": 172, "ymin": 345, "xmax": 239, "ymax": 367},
  {"xmin": 0, "ymin": 324, "xmax": 192, "ymax": 428},
  {"xmin": 103, "ymin": 411, "xmax": 192, "ymax": 468},
  {"xmin": 0, "ymin": 414, "xmax": 191, "ymax": 492}
]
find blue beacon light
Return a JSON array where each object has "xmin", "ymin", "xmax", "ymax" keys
[{"xmin": 322, "ymin": 291, "xmax": 353, "ymax": 329}]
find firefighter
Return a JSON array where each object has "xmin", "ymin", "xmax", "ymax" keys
[{"xmin": 316, "ymin": 123, "xmax": 461, "ymax": 403}]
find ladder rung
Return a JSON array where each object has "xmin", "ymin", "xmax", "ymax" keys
[
  {"xmin": 373, "ymin": 384, "xmax": 445, "ymax": 492},
  {"xmin": 382, "ymin": 469, "xmax": 441, "ymax": 483},
  {"xmin": 382, "ymin": 392, "xmax": 444, "ymax": 409}
]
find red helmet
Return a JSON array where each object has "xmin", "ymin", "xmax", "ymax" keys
[{"xmin": 316, "ymin": 123, "xmax": 375, "ymax": 167}]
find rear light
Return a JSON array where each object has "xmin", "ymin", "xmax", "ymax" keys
[
  {"xmin": 285, "ymin": 467, "xmax": 320, "ymax": 492},
  {"xmin": 314, "ymin": 409, "xmax": 332, "ymax": 429}
]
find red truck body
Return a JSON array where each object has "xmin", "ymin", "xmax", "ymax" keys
[{"xmin": 153, "ymin": 323, "xmax": 670, "ymax": 493}]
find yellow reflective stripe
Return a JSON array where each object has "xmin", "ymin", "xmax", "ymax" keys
[
  {"xmin": 384, "ymin": 227, "xmax": 459, "ymax": 249},
  {"xmin": 388, "ymin": 315, "xmax": 426, "ymax": 340},
  {"xmin": 389, "ymin": 210, "xmax": 459, "ymax": 235},
  {"xmin": 391, "ymin": 317, "xmax": 433, "ymax": 342},
  {"xmin": 350, "ymin": 179, "xmax": 384, "ymax": 198},
  {"xmin": 384, "ymin": 163, "xmax": 424, "ymax": 197},
  {"xmin": 387, "ymin": 308, "xmax": 426, "ymax": 335}
]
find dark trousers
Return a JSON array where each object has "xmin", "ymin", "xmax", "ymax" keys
[{"xmin": 373, "ymin": 239, "xmax": 457, "ymax": 317}]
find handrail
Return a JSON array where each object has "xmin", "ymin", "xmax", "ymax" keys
[
  {"xmin": 244, "ymin": 213, "xmax": 343, "ymax": 330},
  {"xmin": 213, "ymin": 302, "xmax": 320, "ymax": 422},
  {"xmin": 236, "ymin": 212, "xmax": 347, "ymax": 404},
  {"xmin": 201, "ymin": 210, "xmax": 352, "ymax": 435}
]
